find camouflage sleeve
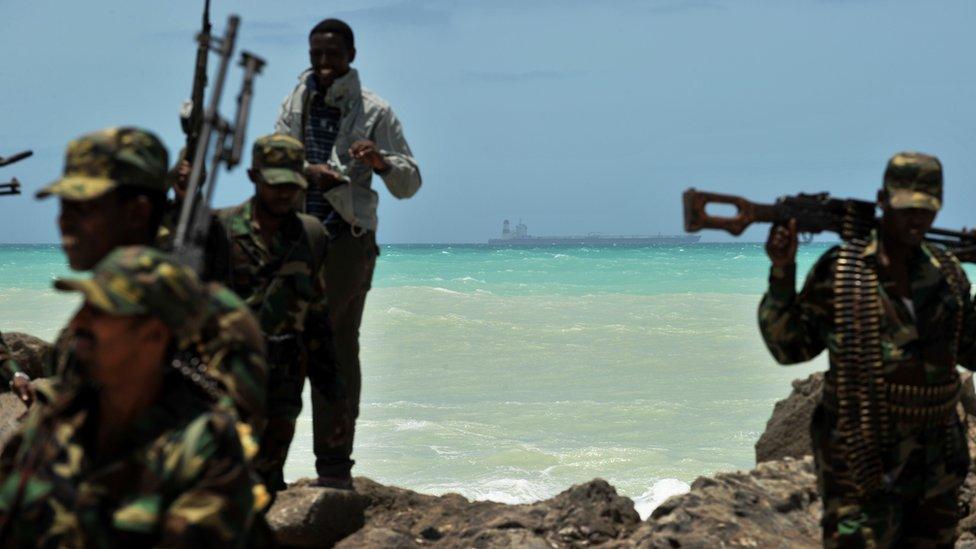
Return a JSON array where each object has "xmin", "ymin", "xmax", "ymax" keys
[
  {"xmin": 304, "ymin": 257, "xmax": 343, "ymax": 400},
  {"xmin": 757, "ymin": 248, "xmax": 836, "ymax": 365},
  {"xmin": 0, "ymin": 330, "xmax": 23, "ymax": 386},
  {"xmin": 157, "ymin": 414, "xmax": 257, "ymax": 547}
]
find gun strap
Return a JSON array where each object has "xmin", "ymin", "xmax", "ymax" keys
[{"xmin": 832, "ymin": 238, "xmax": 888, "ymax": 497}]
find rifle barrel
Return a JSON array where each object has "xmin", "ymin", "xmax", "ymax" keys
[{"xmin": 0, "ymin": 151, "xmax": 33, "ymax": 168}]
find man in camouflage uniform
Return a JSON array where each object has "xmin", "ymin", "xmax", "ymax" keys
[
  {"xmin": 34, "ymin": 127, "xmax": 267, "ymax": 430},
  {"xmin": 760, "ymin": 152, "xmax": 976, "ymax": 547},
  {"xmin": 217, "ymin": 133, "xmax": 345, "ymax": 495},
  {"xmin": 0, "ymin": 247, "xmax": 259, "ymax": 546}
]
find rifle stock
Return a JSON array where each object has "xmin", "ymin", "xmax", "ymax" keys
[{"xmin": 683, "ymin": 189, "xmax": 779, "ymax": 235}]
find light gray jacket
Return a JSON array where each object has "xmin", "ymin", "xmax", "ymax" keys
[{"xmin": 274, "ymin": 68, "xmax": 421, "ymax": 232}]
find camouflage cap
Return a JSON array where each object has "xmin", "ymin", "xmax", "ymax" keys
[
  {"xmin": 883, "ymin": 152, "xmax": 943, "ymax": 211},
  {"xmin": 251, "ymin": 134, "xmax": 307, "ymax": 189},
  {"xmin": 37, "ymin": 127, "xmax": 169, "ymax": 201},
  {"xmin": 53, "ymin": 246, "xmax": 208, "ymax": 341}
]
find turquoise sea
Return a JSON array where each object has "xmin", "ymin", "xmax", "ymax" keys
[{"xmin": 0, "ymin": 243, "xmax": 849, "ymax": 516}]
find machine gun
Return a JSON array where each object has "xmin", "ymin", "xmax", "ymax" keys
[
  {"xmin": 0, "ymin": 150, "xmax": 32, "ymax": 196},
  {"xmin": 683, "ymin": 188, "xmax": 976, "ymax": 262},
  {"xmin": 172, "ymin": 14, "xmax": 266, "ymax": 273},
  {"xmin": 180, "ymin": 0, "xmax": 211, "ymax": 164}
]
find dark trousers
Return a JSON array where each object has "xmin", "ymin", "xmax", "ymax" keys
[
  {"xmin": 312, "ymin": 229, "xmax": 376, "ymax": 478},
  {"xmin": 812, "ymin": 405, "xmax": 966, "ymax": 548}
]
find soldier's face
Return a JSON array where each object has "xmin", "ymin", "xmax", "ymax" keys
[
  {"xmin": 58, "ymin": 195, "xmax": 127, "ymax": 271},
  {"xmin": 309, "ymin": 33, "xmax": 354, "ymax": 89},
  {"xmin": 882, "ymin": 205, "xmax": 937, "ymax": 248},
  {"xmin": 69, "ymin": 304, "xmax": 169, "ymax": 383},
  {"xmin": 255, "ymin": 181, "xmax": 302, "ymax": 217}
]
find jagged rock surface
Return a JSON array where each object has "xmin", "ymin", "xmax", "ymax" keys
[
  {"xmin": 616, "ymin": 457, "xmax": 821, "ymax": 548},
  {"xmin": 266, "ymin": 481, "xmax": 367, "ymax": 548},
  {"xmin": 333, "ymin": 477, "xmax": 641, "ymax": 548},
  {"xmin": 2, "ymin": 332, "xmax": 52, "ymax": 379},
  {"xmin": 755, "ymin": 372, "xmax": 823, "ymax": 463}
]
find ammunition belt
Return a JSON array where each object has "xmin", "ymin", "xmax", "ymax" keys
[
  {"xmin": 826, "ymin": 380, "xmax": 961, "ymax": 426},
  {"xmin": 832, "ymin": 234, "xmax": 888, "ymax": 496},
  {"xmin": 929, "ymin": 246, "xmax": 965, "ymax": 366},
  {"xmin": 171, "ymin": 347, "xmax": 223, "ymax": 402}
]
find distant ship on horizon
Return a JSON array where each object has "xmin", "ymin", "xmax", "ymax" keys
[{"xmin": 487, "ymin": 220, "xmax": 701, "ymax": 246}]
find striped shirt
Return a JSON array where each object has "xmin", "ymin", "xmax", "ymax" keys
[{"xmin": 303, "ymin": 93, "xmax": 345, "ymax": 233}]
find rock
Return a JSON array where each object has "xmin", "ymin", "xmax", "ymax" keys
[
  {"xmin": 333, "ymin": 477, "xmax": 640, "ymax": 548},
  {"xmin": 2, "ymin": 332, "xmax": 53, "ymax": 380},
  {"xmin": 755, "ymin": 372, "xmax": 823, "ymax": 463},
  {"xmin": 265, "ymin": 485, "xmax": 366, "ymax": 547},
  {"xmin": 619, "ymin": 457, "xmax": 821, "ymax": 548},
  {"xmin": 335, "ymin": 527, "xmax": 420, "ymax": 548}
]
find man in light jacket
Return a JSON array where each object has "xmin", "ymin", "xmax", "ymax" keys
[{"xmin": 275, "ymin": 17, "xmax": 421, "ymax": 489}]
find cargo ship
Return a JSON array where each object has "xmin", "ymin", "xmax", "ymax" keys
[{"xmin": 487, "ymin": 220, "xmax": 701, "ymax": 246}]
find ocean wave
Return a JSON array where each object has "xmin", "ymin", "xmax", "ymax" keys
[{"xmin": 632, "ymin": 478, "xmax": 691, "ymax": 520}]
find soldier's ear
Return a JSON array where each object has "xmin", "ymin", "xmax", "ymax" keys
[
  {"xmin": 247, "ymin": 169, "xmax": 261, "ymax": 185},
  {"xmin": 877, "ymin": 188, "xmax": 888, "ymax": 211},
  {"xmin": 349, "ymin": 47, "xmax": 356, "ymax": 64}
]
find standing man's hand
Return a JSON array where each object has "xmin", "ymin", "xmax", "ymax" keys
[
  {"xmin": 349, "ymin": 140, "xmax": 389, "ymax": 172},
  {"xmin": 9, "ymin": 372, "xmax": 34, "ymax": 407},
  {"xmin": 305, "ymin": 164, "xmax": 347, "ymax": 191},
  {"xmin": 766, "ymin": 219, "xmax": 798, "ymax": 267}
]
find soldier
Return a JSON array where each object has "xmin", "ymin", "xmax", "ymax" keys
[
  {"xmin": 0, "ymin": 247, "xmax": 259, "ymax": 546},
  {"xmin": 34, "ymin": 127, "xmax": 267, "ymax": 431},
  {"xmin": 760, "ymin": 152, "xmax": 976, "ymax": 547},
  {"xmin": 275, "ymin": 16, "xmax": 421, "ymax": 489},
  {"xmin": 216, "ymin": 133, "xmax": 346, "ymax": 496}
]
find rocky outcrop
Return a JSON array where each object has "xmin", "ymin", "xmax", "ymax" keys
[
  {"xmin": 2, "ymin": 332, "xmax": 52, "ymax": 379},
  {"xmin": 334, "ymin": 477, "xmax": 641, "ymax": 548},
  {"xmin": 620, "ymin": 457, "xmax": 820, "ymax": 548},
  {"xmin": 755, "ymin": 372, "xmax": 822, "ymax": 463},
  {"xmin": 266, "ymin": 482, "xmax": 367, "ymax": 547},
  {"xmin": 273, "ymin": 459, "xmax": 823, "ymax": 548}
]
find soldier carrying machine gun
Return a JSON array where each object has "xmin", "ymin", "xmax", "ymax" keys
[
  {"xmin": 683, "ymin": 187, "xmax": 976, "ymax": 262},
  {"xmin": 685, "ymin": 152, "xmax": 976, "ymax": 547},
  {"xmin": 0, "ymin": 150, "xmax": 32, "ymax": 196}
]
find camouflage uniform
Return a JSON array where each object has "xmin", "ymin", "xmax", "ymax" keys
[
  {"xmin": 216, "ymin": 134, "xmax": 338, "ymax": 494},
  {"xmin": 0, "ymin": 247, "xmax": 261, "ymax": 547},
  {"xmin": 759, "ymin": 153, "xmax": 976, "ymax": 548},
  {"xmin": 35, "ymin": 127, "xmax": 268, "ymax": 429}
]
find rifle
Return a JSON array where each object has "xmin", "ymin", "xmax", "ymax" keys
[
  {"xmin": 173, "ymin": 14, "xmax": 266, "ymax": 273},
  {"xmin": 682, "ymin": 188, "xmax": 976, "ymax": 261},
  {"xmin": 0, "ymin": 150, "xmax": 32, "ymax": 196},
  {"xmin": 180, "ymin": 0, "xmax": 211, "ymax": 164}
]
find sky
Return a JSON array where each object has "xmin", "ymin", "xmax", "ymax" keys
[{"xmin": 1, "ymin": 0, "xmax": 974, "ymax": 244}]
